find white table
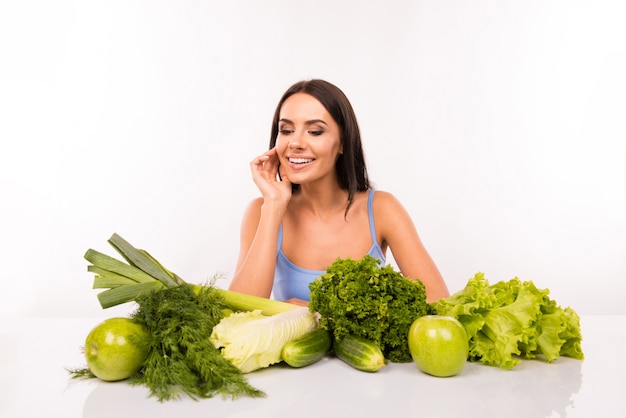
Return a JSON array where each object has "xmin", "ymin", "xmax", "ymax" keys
[{"xmin": 1, "ymin": 315, "xmax": 624, "ymax": 418}]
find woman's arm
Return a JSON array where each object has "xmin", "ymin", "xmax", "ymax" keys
[
  {"xmin": 229, "ymin": 198, "xmax": 283, "ymax": 297},
  {"xmin": 374, "ymin": 191, "xmax": 450, "ymax": 303},
  {"xmin": 229, "ymin": 149, "xmax": 292, "ymax": 297}
]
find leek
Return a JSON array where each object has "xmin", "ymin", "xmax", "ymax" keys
[
  {"xmin": 97, "ymin": 281, "xmax": 166, "ymax": 308},
  {"xmin": 215, "ymin": 287, "xmax": 296, "ymax": 315},
  {"xmin": 84, "ymin": 248, "xmax": 155, "ymax": 283},
  {"xmin": 84, "ymin": 233, "xmax": 296, "ymax": 316}
]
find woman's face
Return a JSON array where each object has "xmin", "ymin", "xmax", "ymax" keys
[{"xmin": 274, "ymin": 93, "xmax": 343, "ymax": 186}]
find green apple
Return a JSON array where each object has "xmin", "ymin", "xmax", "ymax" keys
[
  {"xmin": 84, "ymin": 317, "xmax": 149, "ymax": 381},
  {"xmin": 408, "ymin": 315, "xmax": 469, "ymax": 377}
]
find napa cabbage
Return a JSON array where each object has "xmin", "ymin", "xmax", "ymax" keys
[{"xmin": 209, "ymin": 307, "xmax": 318, "ymax": 373}]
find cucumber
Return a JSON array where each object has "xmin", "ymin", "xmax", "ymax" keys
[
  {"xmin": 334, "ymin": 334, "xmax": 386, "ymax": 372},
  {"xmin": 281, "ymin": 327, "xmax": 332, "ymax": 368}
]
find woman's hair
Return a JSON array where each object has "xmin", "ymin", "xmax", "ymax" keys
[{"xmin": 269, "ymin": 79, "xmax": 371, "ymax": 213}]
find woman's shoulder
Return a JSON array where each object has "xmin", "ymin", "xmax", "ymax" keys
[
  {"xmin": 371, "ymin": 189, "xmax": 402, "ymax": 207},
  {"xmin": 247, "ymin": 196, "xmax": 265, "ymax": 208},
  {"xmin": 370, "ymin": 189, "xmax": 411, "ymax": 221},
  {"xmin": 241, "ymin": 197, "xmax": 264, "ymax": 219}
]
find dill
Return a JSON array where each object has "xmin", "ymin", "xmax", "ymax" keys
[{"xmin": 129, "ymin": 283, "xmax": 265, "ymax": 401}]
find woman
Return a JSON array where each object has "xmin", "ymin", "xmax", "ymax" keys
[{"xmin": 229, "ymin": 79, "xmax": 449, "ymax": 304}]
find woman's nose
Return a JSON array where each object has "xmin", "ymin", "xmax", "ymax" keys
[{"xmin": 288, "ymin": 132, "xmax": 304, "ymax": 149}]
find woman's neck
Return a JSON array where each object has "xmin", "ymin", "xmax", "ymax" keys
[{"xmin": 293, "ymin": 183, "xmax": 349, "ymax": 217}]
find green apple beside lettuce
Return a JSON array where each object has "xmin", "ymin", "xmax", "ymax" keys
[{"xmin": 408, "ymin": 315, "xmax": 469, "ymax": 377}]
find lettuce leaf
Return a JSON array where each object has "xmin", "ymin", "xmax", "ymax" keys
[
  {"xmin": 556, "ymin": 307, "xmax": 584, "ymax": 360},
  {"xmin": 432, "ymin": 273, "xmax": 584, "ymax": 369}
]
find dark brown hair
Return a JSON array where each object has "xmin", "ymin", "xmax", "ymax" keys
[{"xmin": 269, "ymin": 79, "xmax": 371, "ymax": 213}]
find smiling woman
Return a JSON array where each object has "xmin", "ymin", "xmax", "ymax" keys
[{"xmin": 228, "ymin": 79, "xmax": 450, "ymax": 305}]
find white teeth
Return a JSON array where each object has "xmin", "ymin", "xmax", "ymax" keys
[{"xmin": 289, "ymin": 158, "xmax": 313, "ymax": 164}]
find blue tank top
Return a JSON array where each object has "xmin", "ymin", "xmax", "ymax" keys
[{"xmin": 272, "ymin": 189, "xmax": 386, "ymax": 301}]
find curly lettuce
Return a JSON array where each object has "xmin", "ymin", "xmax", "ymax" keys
[
  {"xmin": 308, "ymin": 256, "xmax": 431, "ymax": 363},
  {"xmin": 432, "ymin": 273, "xmax": 584, "ymax": 369}
]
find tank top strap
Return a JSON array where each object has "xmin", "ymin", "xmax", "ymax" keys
[{"xmin": 368, "ymin": 189, "xmax": 377, "ymax": 244}]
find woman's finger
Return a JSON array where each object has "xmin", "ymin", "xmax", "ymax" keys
[{"xmin": 251, "ymin": 155, "xmax": 269, "ymax": 167}]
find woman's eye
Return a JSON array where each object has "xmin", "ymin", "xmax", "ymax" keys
[
  {"xmin": 308, "ymin": 130, "xmax": 323, "ymax": 136},
  {"xmin": 279, "ymin": 129, "xmax": 294, "ymax": 135}
]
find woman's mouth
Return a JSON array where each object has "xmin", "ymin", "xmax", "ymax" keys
[{"xmin": 288, "ymin": 157, "xmax": 314, "ymax": 165}]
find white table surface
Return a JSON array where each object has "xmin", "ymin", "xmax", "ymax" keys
[{"xmin": 1, "ymin": 315, "xmax": 624, "ymax": 418}]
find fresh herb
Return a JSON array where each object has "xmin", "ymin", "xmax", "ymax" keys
[
  {"xmin": 432, "ymin": 272, "xmax": 584, "ymax": 369},
  {"xmin": 130, "ymin": 284, "xmax": 265, "ymax": 401},
  {"xmin": 308, "ymin": 255, "xmax": 431, "ymax": 363},
  {"xmin": 67, "ymin": 367, "xmax": 96, "ymax": 379}
]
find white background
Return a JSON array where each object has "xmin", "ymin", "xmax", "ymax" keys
[{"xmin": 1, "ymin": 0, "xmax": 624, "ymax": 318}]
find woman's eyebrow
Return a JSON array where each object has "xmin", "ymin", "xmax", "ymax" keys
[
  {"xmin": 279, "ymin": 118, "xmax": 328, "ymax": 126},
  {"xmin": 305, "ymin": 119, "xmax": 328, "ymax": 127}
]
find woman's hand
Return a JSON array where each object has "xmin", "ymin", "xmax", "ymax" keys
[{"xmin": 250, "ymin": 148, "xmax": 292, "ymax": 206}]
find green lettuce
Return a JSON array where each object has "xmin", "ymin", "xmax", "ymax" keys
[
  {"xmin": 432, "ymin": 273, "xmax": 584, "ymax": 369},
  {"xmin": 309, "ymin": 256, "xmax": 431, "ymax": 363}
]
